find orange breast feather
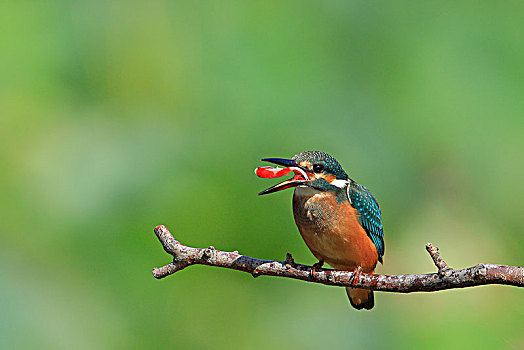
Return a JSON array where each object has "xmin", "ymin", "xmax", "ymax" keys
[{"xmin": 292, "ymin": 188, "xmax": 378, "ymax": 273}]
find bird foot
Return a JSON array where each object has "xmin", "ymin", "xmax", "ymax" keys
[
  {"xmin": 310, "ymin": 260, "xmax": 324, "ymax": 277},
  {"xmin": 350, "ymin": 266, "xmax": 363, "ymax": 287},
  {"xmin": 312, "ymin": 260, "xmax": 324, "ymax": 270}
]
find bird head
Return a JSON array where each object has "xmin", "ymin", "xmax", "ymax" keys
[{"xmin": 257, "ymin": 151, "xmax": 349, "ymax": 195}]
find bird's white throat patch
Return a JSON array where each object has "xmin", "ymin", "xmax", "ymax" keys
[{"xmin": 331, "ymin": 179, "xmax": 349, "ymax": 189}]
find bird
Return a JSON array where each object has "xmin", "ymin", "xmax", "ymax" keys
[{"xmin": 256, "ymin": 151, "xmax": 384, "ymax": 310}]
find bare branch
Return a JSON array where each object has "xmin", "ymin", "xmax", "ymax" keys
[
  {"xmin": 425, "ymin": 242, "xmax": 452, "ymax": 276},
  {"xmin": 151, "ymin": 225, "xmax": 524, "ymax": 293}
]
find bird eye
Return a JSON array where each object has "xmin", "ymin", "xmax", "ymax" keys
[{"xmin": 313, "ymin": 164, "xmax": 324, "ymax": 173}]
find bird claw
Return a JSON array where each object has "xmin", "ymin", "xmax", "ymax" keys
[
  {"xmin": 350, "ymin": 266, "xmax": 363, "ymax": 287},
  {"xmin": 310, "ymin": 260, "xmax": 324, "ymax": 277},
  {"xmin": 312, "ymin": 261, "xmax": 324, "ymax": 270}
]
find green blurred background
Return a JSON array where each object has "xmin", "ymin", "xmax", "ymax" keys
[{"xmin": 1, "ymin": 1, "xmax": 523, "ymax": 349}]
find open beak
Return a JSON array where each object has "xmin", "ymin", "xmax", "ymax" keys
[{"xmin": 258, "ymin": 158, "xmax": 310, "ymax": 195}]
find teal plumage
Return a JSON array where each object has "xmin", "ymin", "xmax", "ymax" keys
[{"xmin": 347, "ymin": 181, "xmax": 385, "ymax": 263}]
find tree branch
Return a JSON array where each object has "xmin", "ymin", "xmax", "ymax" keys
[{"xmin": 151, "ymin": 225, "xmax": 524, "ymax": 293}]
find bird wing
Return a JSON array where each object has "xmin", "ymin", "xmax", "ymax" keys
[{"xmin": 346, "ymin": 181, "xmax": 385, "ymax": 262}]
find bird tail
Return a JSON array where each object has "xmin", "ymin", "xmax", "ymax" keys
[{"xmin": 346, "ymin": 287, "xmax": 374, "ymax": 310}]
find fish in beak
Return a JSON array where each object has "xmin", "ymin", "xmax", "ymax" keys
[{"xmin": 255, "ymin": 158, "xmax": 310, "ymax": 195}]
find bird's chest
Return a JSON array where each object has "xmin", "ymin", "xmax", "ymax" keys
[
  {"xmin": 292, "ymin": 188, "xmax": 343, "ymax": 233},
  {"xmin": 292, "ymin": 187, "xmax": 377, "ymax": 270}
]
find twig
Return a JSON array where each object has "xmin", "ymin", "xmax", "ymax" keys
[{"xmin": 151, "ymin": 225, "xmax": 524, "ymax": 293}]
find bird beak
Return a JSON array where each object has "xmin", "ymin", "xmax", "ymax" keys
[{"xmin": 257, "ymin": 158, "xmax": 310, "ymax": 195}]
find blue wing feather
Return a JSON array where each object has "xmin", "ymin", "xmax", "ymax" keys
[{"xmin": 347, "ymin": 181, "xmax": 385, "ymax": 263}]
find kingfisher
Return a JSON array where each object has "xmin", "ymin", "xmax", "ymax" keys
[{"xmin": 256, "ymin": 151, "xmax": 384, "ymax": 310}]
